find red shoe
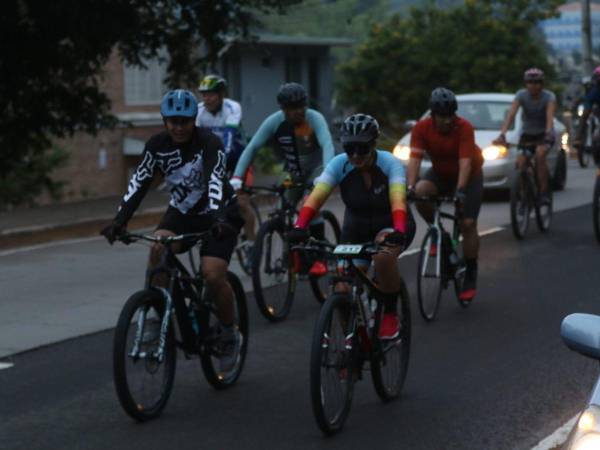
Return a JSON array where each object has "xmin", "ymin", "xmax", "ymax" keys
[
  {"xmin": 379, "ymin": 313, "xmax": 400, "ymax": 340},
  {"xmin": 309, "ymin": 260, "xmax": 328, "ymax": 277}
]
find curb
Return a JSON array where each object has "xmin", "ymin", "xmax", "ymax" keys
[{"xmin": 0, "ymin": 207, "xmax": 166, "ymax": 251}]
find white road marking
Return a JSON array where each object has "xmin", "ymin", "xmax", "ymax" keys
[
  {"xmin": 0, "ymin": 236, "xmax": 103, "ymax": 257},
  {"xmin": 0, "ymin": 362, "xmax": 14, "ymax": 370},
  {"xmin": 529, "ymin": 414, "xmax": 578, "ymax": 450},
  {"xmin": 398, "ymin": 226, "xmax": 504, "ymax": 259}
]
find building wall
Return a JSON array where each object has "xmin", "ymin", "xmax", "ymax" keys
[
  {"xmin": 541, "ymin": 2, "xmax": 600, "ymax": 53},
  {"xmin": 40, "ymin": 44, "xmax": 337, "ymax": 205},
  {"xmin": 225, "ymin": 43, "xmax": 333, "ymax": 135}
]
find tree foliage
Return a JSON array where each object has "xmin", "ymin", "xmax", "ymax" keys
[
  {"xmin": 0, "ymin": 0, "xmax": 298, "ymax": 208},
  {"xmin": 337, "ymin": 0, "xmax": 564, "ymax": 130}
]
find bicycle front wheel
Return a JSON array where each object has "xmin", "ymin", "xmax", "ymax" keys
[
  {"xmin": 113, "ymin": 289, "xmax": 176, "ymax": 422},
  {"xmin": 593, "ymin": 175, "xmax": 600, "ymax": 244},
  {"xmin": 310, "ymin": 293, "xmax": 354, "ymax": 435},
  {"xmin": 417, "ymin": 229, "xmax": 443, "ymax": 322},
  {"xmin": 535, "ymin": 187, "xmax": 553, "ymax": 233},
  {"xmin": 510, "ymin": 172, "xmax": 530, "ymax": 240},
  {"xmin": 235, "ymin": 199, "xmax": 262, "ymax": 276},
  {"xmin": 309, "ymin": 209, "xmax": 341, "ymax": 304},
  {"xmin": 199, "ymin": 271, "xmax": 249, "ymax": 389},
  {"xmin": 371, "ymin": 280, "xmax": 411, "ymax": 401},
  {"xmin": 251, "ymin": 217, "xmax": 296, "ymax": 322},
  {"xmin": 579, "ymin": 146, "xmax": 591, "ymax": 168}
]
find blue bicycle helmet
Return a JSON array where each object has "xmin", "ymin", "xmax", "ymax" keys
[{"xmin": 160, "ymin": 89, "xmax": 198, "ymax": 118}]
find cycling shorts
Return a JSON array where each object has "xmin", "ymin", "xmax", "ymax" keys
[
  {"xmin": 422, "ymin": 169, "xmax": 483, "ymax": 220},
  {"xmin": 156, "ymin": 201, "xmax": 243, "ymax": 262}
]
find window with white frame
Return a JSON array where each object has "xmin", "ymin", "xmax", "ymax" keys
[{"xmin": 123, "ymin": 57, "xmax": 168, "ymax": 105}]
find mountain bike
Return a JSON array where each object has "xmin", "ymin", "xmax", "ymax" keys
[
  {"xmin": 296, "ymin": 239, "xmax": 411, "ymax": 435},
  {"xmin": 112, "ymin": 231, "xmax": 248, "ymax": 422},
  {"xmin": 413, "ymin": 196, "xmax": 468, "ymax": 322},
  {"xmin": 250, "ymin": 181, "xmax": 341, "ymax": 322},
  {"xmin": 509, "ymin": 144, "xmax": 553, "ymax": 240}
]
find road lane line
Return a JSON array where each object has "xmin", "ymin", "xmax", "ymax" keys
[
  {"xmin": 0, "ymin": 236, "xmax": 104, "ymax": 257},
  {"xmin": 0, "ymin": 362, "xmax": 14, "ymax": 370},
  {"xmin": 529, "ymin": 414, "xmax": 578, "ymax": 450},
  {"xmin": 399, "ymin": 226, "xmax": 504, "ymax": 259}
]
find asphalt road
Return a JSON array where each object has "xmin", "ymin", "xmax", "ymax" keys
[{"xmin": 2, "ymin": 203, "xmax": 600, "ymax": 450}]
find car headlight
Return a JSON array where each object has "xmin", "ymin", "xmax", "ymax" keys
[
  {"xmin": 393, "ymin": 144, "xmax": 411, "ymax": 161},
  {"xmin": 482, "ymin": 145, "xmax": 508, "ymax": 161},
  {"xmin": 578, "ymin": 104, "xmax": 584, "ymax": 117},
  {"xmin": 562, "ymin": 133, "xmax": 569, "ymax": 146},
  {"xmin": 567, "ymin": 406, "xmax": 600, "ymax": 450}
]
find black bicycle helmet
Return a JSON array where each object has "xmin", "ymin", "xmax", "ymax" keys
[
  {"xmin": 429, "ymin": 87, "xmax": 457, "ymax": 115},
  {"xmin": 340, "ymin": 113, "xmax": 380, "ymax": 144},
  {"xmin": 277, "ymin": 83, "xmax": 308, "ymax": 108}
]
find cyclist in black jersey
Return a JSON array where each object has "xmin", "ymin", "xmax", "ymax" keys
[{"xmin": 100, "ymin": 89, "xmax": 244, "ymax": 371}]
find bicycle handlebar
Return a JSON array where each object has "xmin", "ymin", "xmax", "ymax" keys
[
  {"xmin": 409, "ymin": 195, "xmax": 457, "ymax": 203},
  {"xmin": 116, "ymin": 231, "xmax": 212, "ymax": 245},
  {"xmin": 242, "ymin": 181, "xmax": 306, "ymax": 195}
]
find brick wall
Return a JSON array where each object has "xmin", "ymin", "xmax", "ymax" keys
[{"xmin": 37, "ymin": 51, "xmax": 164, "ymax": 205}]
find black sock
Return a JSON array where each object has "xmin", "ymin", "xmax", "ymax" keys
[
  {"xmin": 465, "ymin": 258, "xmax": 478, "ymax": 277},
  {"xmin": 375, "ymin": 291, "xmax": 398, "ymax": 314}
]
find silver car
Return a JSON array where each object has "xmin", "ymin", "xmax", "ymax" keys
[{"xmin": 392, "ymin": 93, "xmax": 569, "ymax": 191}]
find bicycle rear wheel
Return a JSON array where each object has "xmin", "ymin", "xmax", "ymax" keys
[
  {"xmin": 593, "ymin": 175, "xmax": 600, "ymax": 244},
  {"xmin": 251, "ymin": 217, "xmax": 296, "ymax": 322},
  {"xmin": 535, "ymin": 187, "xmax": 553, "ymax": 233},
  {"xmin": 309, "ymin": 209, "xmax": 341, "ymax": 304},
  {"xmin": 113, "ymin": 289, "xmax": 176, "ymax": 422},
  {"xmin": 510, "ymin": 171, "xmax": 530, "ymax": 240},
  {"xmin": 199, "ymin": 271, "xmax": 249, "ymax": 389},
  {"xmin": 371, "ymin": 280, "xmax": 411, "ymax": 401},
  {"xmin": 235, "ymin": 199, "xmax": 262, "ymax": 276},
  {"xmin": 310, "ymin": 293, "xmax": 354, "ymax": 435},
  {"xmin": 417, "ymin": 229, "xmax": 443, "ymax": 322}
]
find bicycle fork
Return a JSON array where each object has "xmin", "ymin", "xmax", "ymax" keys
[{"xmin": 130, "ymin": 287, "xmax": 173, "ymax": 363}]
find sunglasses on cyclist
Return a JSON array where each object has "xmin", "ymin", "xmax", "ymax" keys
[{"xmin": 343, "ymin": 143, "xmax": 372, "ymax": 156}]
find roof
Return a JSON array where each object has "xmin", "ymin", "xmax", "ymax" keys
[
  {"xmin": 235, "ymin": 33, "xmax": 354, "ymax": 47},
  {"xmin": 456, "ymin": 93, "xmax": 514, "ymax": 102},
  {"xmin": 559, "ymin": 2, "xmax": 600, "ymax": 12}
]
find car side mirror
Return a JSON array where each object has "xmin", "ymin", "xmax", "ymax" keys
[{"xmin": 561, "ymin": 313, "xmax": 600, "ymax": 360}]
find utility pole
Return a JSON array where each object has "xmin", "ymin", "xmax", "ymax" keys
[{"xmin": 582, "ymin": 0, "xmax": 593, "ymax": 73}]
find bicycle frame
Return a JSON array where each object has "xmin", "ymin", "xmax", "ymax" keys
[
  {"xmin": 416, "ymin": 197, "xmax": 460, "ymax": 279},
  {"xmin": 130, "ymin": 233, "xmax": 216, "ymax": 357}
]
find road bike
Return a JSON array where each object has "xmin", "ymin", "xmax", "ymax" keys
[
  {"xmin": 509, "ymin": 144, "xmax": 553, "ymax": 240},
  {"xmin": 296, "ymin": 239, "xmax": 411, "ymax": 435},
  {"xmin": 573, "ymin": 105, "xmax": 598, "ymax": 168},
  {"xmin": 250, "ymin": 181, "xmax": 341, "ymax": 322},
  {"xmin": 413, "ymin": 196, "xmax": 468, "ymax": 322},
  {"xmin": 112, "ymin": 231, "xmax": 248, "ymax": 422}
]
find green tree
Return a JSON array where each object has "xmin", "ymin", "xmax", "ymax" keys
[
  {"xmin": 337, "ymin": 0, "xmax": 563, "ymax": 130},
  {"xmin": 0, "ymin": 0, "xmax": 298, "ymax": 208}
]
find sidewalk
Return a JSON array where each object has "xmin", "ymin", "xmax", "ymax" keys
[{"xmin": 0, "ymin": 175, "xmax": 281, "ymax": 250}]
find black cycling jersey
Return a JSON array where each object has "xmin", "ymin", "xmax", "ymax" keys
[{"xmin": 114, "ymin": 128, "xmax": 233, "ymax": 226}]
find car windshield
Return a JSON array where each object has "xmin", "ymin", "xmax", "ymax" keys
[{"xmin": 456, "ymin": 101, "xmax": 514, "ymax": 131}]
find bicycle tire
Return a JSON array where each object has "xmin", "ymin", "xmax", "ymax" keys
[
  {"xmin": 113, "ymin": 289, "xmax": 176, "ymax": 422},
  {"xmin": 235, "ymin": 199, "xmax": 262, "ymax": 276},
  {"xmin": 371, "ymin": 280, "xmax": 411, "ymax": 401},
  {"xmin": 593, "ymin": 175, "xmax": 600, "ymax": 244},
  {"xmin": 579, "ymin": 146, "xmax": 590, "ymax": 168},
  {"xmin": 309, "ymin": 209, "xmax": 341, "ymax": 304},
  {"xmin": 535, "ymin": 186, "xmax": 553, "ymax": 233},
  {"xmin": 251, "ymin": 217, "xmax": 296, "ymax": 322},
  {"xmin": 510, "ymin": 171, "xmax": 530, "ymax": 240},
  {"xmin": 310, "ymin": 293, "xmax": 354, "ymax": 435},
  {"xmin": 200, "ymin": 271, "xmax": 249, "ymax": 389},
  {"xmin": 417, "ymin": 228, "xmax": 443, "ymax": 322}
]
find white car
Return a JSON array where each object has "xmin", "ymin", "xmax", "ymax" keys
[{"xmin": 392, "ymin": 93, "xmax": 569, "ymax": 191}]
